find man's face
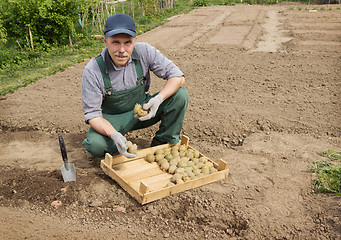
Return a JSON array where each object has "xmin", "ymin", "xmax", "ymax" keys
[{"xmin": 103, "ymin": 33, "xmax": 137, "ymax": 67}]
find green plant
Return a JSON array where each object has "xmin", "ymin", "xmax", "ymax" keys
[
  {"xmin": 0, "ymin": 19, "xmax": 6, "ymax": 47},
  {"xmin": 311, "ymin": 149, "xmax": 341, "ymax": 195},
  {"xmin": 193, "ymin": 0, "xmax": 208, "ymax": 7},
  {"xmin": 320, "ymin": 7, "xmax": 325, "ymax": 11},
  {"xmin": 0, "ymin": 0, "xmax": 195, "ymax": 96},
  {"xmin": 0, "ymin": 40, "xmax": 103, "ymax": 95},
  {"xmin": 318, "ymin": 149, "xmax": 341, "ymax": 161},
  {"xmin": 298, "ymin": 7, "xmax": 302, "ymax": 11},
  {"xmin": 0, "ymin": 0, "xmax": 79, "ymax": 46}
]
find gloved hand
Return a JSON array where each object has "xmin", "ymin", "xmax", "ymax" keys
[
  {"xmin": 111, "ymin": 131, "xmax": 137, "ymax": 158},
  {"xmin": 138, "ymin": 95, "xmax": 163, "ymax": 121}
]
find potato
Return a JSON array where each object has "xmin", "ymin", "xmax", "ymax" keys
[
  {"xmin": 161, "ymin": 161, "xmax": 170, "ymax": 171},
  {"xmin": 179, "ymin": 144, "xmax": 187, "ymax": 152},
  {"xmin": 177, "ymin": 160, "xmax": 187, "ymax": 168},
  {"xmin": 183, "ymin": 176, "xmax": 190, "ymax": 182},
  {"xmin": 193, "ymin": 168, "xmax": 201, "ymax": 175},
  {"xmin": 168, "ymin": 165, "xmax": 177, "ymax": 174},
  {"xmin": 165, "ymin": 182, "xmax": 175, "ymax": 188},
  {"xmin": 169, "ymin": 159, "xmax": 178, "ymax": 166},
  {"xmin": 187, "ymin": 161, "xmax": 195, "ymax": 167},
  {"xmin": 171, "ymin": 145, "xmax": 179, "ymax": 152},
  {"xmin": 190, "ymin": 175, "xmax": 198, "ymax": 180},
  {"xmin": 179, "ymin": 150, "xmax": 186, "ymax": 157},
  {"xmin": 209, "ymin": 166, "xmax": 218, "ymax": 174},
  {"xmin": 193, "ymin": 150, "xmax": 200, "ymax": 158},
  {"xmin": 155, "ymin": 153, "xmax": 164, "ymax": 161},
  {"xmin": 126, "ymin": 141, "xmax": 133, "ymax": 148},
  {"xmin": 196, "ymin": 173, "xmax": 205, "ymax": 178},
  {"xmin": 176, "ymin": 179, "xmax": 185, "ymax": 185},
  {"xmin": 124, "ymin": 141, "xmax": 137, "ymax": 154},
  {"xmin": 171, "ymin": 173, "xmax": 182, "ymax": 182},
  {"xmin": 192, "ymin": 158, "xmax": 199, "ymax": 164},
  {"xmin": 201, "ymin": 166, "xmax": 210, "ymax": 175},
  {"xmin": 158, "ymin": 158, "xmax": 167, "ymax": 165},
  {"xmin": 165, "ymin": 153, "xmax": 173, "ymax": 161},
  {"xmin": 134, "ymin": 104, "xmax": 142, "ymax": 114},
  {"xmin": 171, "ymin": 150, "xmax": 180, "ymax": 158},
  {"xmin": 137, "ymin": 109, "xmax": 148, "ymax": 117},
  {"xmin": 145, "ymin": 153, "xmax": 155, "ymax": 163}
]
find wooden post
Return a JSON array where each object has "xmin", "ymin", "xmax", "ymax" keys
[
  {"xmin": 131, "ymin": 0, "xmax": 134, "ymax": 18},
  {"xmin": 69, "ymin": 32, "xmax": 73, "ymax": 47},
  {"xmin": 16, "ymin": 40, "xmax": 23, "ymax": 51},
  {"xmin": 28, "ymin": 26, "xmax": 34, "ymax": 50},
  {"xmin": 25, "ymin": 36, "xmax": 30, "ymax": 49}
]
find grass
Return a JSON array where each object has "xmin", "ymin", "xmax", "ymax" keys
[
  {"xmin": 311, "ymin": 149, "xmax": 341, "ymax": 195},
  {"xmin": 0, "ymin": 41, "xmax": 104, "ymax": 95}
]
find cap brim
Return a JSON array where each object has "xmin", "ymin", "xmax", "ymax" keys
[{"xmin": 105, "ymin": 29, "xmax": 136, "ymax": 38}]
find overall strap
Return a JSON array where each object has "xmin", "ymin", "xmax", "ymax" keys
[
  {"xmin": 95, "ymin": 55, "xmax": 113, "ymax": 95},
  {"xmin": 132, "ymin": 48, "xmax": 144, "ymax": 82}
]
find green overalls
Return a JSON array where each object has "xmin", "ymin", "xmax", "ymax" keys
[{"xmin": 82, "ymin": 50, "xmax": 188, "ymax": 158}]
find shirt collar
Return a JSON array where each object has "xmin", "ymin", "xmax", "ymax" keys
[{"xmin": 102, "ymin": 47, "xmax": 139, "ymax": 73}]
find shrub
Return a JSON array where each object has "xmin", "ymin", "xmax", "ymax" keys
[
  {"xmin": 193, "ymin": 0, "xmax": 208, "ymax": 6},
  {"xmin": 0, "ymin": 0, "xmax": 79, "ymax": 46},
  {"xmin": 0, "ymin": 19, "xmax": 7, "ymax": 47}
]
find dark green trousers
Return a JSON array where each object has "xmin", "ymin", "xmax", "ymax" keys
[{"xmin": 82, "ymin": 87, "xmax": 188, "ymax": 157}]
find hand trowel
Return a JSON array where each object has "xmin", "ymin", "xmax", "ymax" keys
[{"xmin": 58, "ymin": 135, "xmax": 76, "ymax": 182}]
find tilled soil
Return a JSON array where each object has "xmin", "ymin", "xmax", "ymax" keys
[{"xmin": 0, "ymin": 4, "xmax": 340, "ymax": 240}]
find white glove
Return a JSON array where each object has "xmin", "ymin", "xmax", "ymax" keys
[
  {"xmin": 110, "ymin": 132, "xmax": 137, "ymax": 158},
  {"xmin": 138, "ymin": 95, "xmax": 163, "ymax": 121}
]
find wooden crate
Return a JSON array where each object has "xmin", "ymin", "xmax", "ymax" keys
[{"xmin": 100, "ymin": 136, "xmax": 229, "ymax": 205}]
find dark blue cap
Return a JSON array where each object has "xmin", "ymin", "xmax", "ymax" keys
[{"xmin": 104, "ymin": 14, "xmax": 136, "ymax": 38}]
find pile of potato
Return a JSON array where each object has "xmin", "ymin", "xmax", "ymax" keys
[{"xmin": 144, "ymin": 144, "xmax": 218, "ymax": 186}]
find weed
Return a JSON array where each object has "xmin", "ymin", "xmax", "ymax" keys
[
  {"xmin": 318, "ymin": 149, "xmax": 341, "ymax": 161},
  {"xmin": 311, "ymin": 149, "xmax": 341, "ymax": 195}
]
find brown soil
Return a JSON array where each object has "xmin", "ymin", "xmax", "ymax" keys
[{"xmin": 0, "ymin": 4, "xmax": 340, "ymax": 240}]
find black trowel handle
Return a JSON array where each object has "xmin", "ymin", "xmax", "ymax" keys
[{"xmin": 58, "ymin": 135, "xmax": 68, "ymax": 164}]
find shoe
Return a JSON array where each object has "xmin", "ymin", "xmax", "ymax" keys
[{"xmin": 150, "ymin": 137, "xmax": 167, "ymax": 147}]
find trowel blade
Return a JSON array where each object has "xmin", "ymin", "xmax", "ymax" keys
[{"xmin": 60, "ymin": 163, "xmax": 76, "ymax": 182}]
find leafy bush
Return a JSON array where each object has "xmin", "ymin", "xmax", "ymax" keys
[
  {"xmin": 0, "ymin": 19, "xmax": 7, "ymax": 47},
  {"xmin": 193, "ymin": 0, "xmax": 208, "ymax": 6},
  {"xmin": 0, "ymin": 0, "xmax": 79, "ymax": 47}
]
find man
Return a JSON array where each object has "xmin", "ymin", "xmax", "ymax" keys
[{"xmin": 81, "ymin": 13, "xmax": 188, "ymax": 158}]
